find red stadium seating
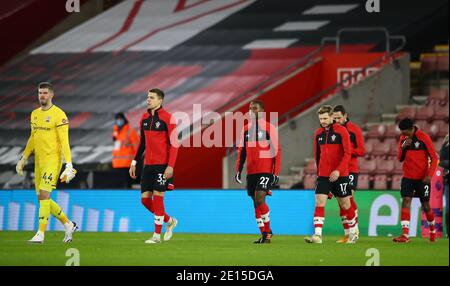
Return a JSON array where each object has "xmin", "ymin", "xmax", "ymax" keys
[
  {"xmin": 393, "ymin": 160, "xmax": 403, "ymax": 175},
  {"xmin": 426, "ymin": 89, "xmax": 448, "ymax": 106},
  {"xmin": 365, "ymin": 138, "xmax": 378, "ymax": 155},
  {"xmin": 384, "ymin": 124, "xmax": 401, "ymax": 138},
  {"xmin": 373, "ymin": 175, "xmax": 389, "ymax": 190},
  {"xmin": 366, "ymin": 124, "xmax": 386, "ymax": 139},
  {"xmin": 391, "ymin": 175, "xmax": 402, "ymax": 190},
  {"xmin": 433, "ymin": 104, "xmax": 449, "ymax": 121},
  {"xmin": 357, "ymin": 174, "xmax": 371, "ymax": 190},
  {"xmin": 396, "ymin": 106, "xmax": 416, "ymax": 122},
  {"xmin": 415, "ymin": 105, "xmax": 435, "ymax": 121},
  {"xmin": 359, "ymin": 158, "xmax": 377, "ymax": 175},
  {"xmin": 375, "ymin": 158, "xmax": 395, "ymax": 175},
  {"xmin": 385, "ymin": 138, "xmax": 398, "ymax": 157},
  {"xmin": 434, "ymin": 120, "xmax": 449, "ymax": 137},
  {"xmin": 371, "ymin": 141, "xmax": 391, "ymax": 158}
]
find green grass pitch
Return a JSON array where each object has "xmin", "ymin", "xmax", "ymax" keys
[{"xmin": 0, "ymin": 231, "xmax": 448, "ymax": 266}]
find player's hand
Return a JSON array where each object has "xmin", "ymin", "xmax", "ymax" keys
[
  {"xmin": 272, "ymin": 174, "xmax": 279, "ymax": 187},
  {"xmin": 235, "ymin": 172, "xmax": 242, "ymax": 184},
  {"xmin": 329, "ymin": 170, "xmax": 340, "ymax": 182},
  {"xmin": 129, "ymin": 160, "xmax": 137, "ymax": 179},
  {"xmin": 60, "ymin": 163, "xmax": 76, "ymax": 183},
  {"xmin": 16, "ymin": 156, "xmax": 27, "ymax": 176},
  {"xmin": 328, "ymin": 192, "xmax": 333, "ymax": 200},
  {"xmin": 423, "ymin": 176, "xmax": 431, "ymax": 184},
  {"xmin": 402, "ymin": 138, "xmax": 412, "ymax": 149},
  {"xmin": 164, "ymin": 166, "xmax": 174, "ymax": 179}
]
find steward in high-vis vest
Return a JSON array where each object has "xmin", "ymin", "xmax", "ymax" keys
[{"xmin": 112, "ymin": 112, "xmax": 139, "ymax": 169}]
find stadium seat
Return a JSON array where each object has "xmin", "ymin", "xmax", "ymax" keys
[
  {"xmin": 391, "ymin": 175, "xmax": 402, "ymax": 190},
  {"xmin": 434, "ymin": 137, "xmax": 445, "ymax": 151},
  {"xmin": 415, "ymin": 105, "xmax": 435, "ymax": 121},
  {"xmin": 396, "ymin": 106, "xmax": 416, "ymax": 122},
  {"xmin": 371, "ymin": 141, "xmax": 391, "ymax": 158},
  {"xmin": 357, "ymin": 174, "xmax": 371, "ymax": 190},
  {"xmin": 375, "ymin": 158, "xmax": 395, "ymax": 175},
  {"xmin": 365, "ymin": 138, "xmax": 377, "ymax": 156},
  {"xmin": 434, "ymin": 120, "xmax": 449, "ymax": 137},
  {"xmin": 384, "ymin": 124, "xmax": 401, "ymax": 138},
  {"xmin": 366, "ymin": 124, "xmax": 386, "ymax": 139},
  {"xmin": 385, "ymin": 138, "xmax": 398, "ymax": 157},
  {"xmin": 393, "ymin": 160, "xmax": 403, "ymax": 175},
  {"xmin": 426, "ymin": 89, "xmax": 448, "ymax": 106},
  {"xmin": 373, "ymin": 175, "xmax": 389, "ymax": 190},
  {"xmin": 433, "ymin": 104, "xmax": 449, "ymax": 121},
  {"xmin": 359, "ymin": 158, "xmax": 377, "ymax": 175},
  {"xmin": 303, "ymin": 174, "xmax": 317, "ymax": 189}
]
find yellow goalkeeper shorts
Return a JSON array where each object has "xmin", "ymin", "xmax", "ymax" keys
[{"xmin": 34, "ymin": 161, "xmax": 62, "ymax": 194}]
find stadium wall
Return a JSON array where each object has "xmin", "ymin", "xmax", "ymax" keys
[{"xmin": 0, "ymin": 189, "xmax": 443, "ymax": 237}]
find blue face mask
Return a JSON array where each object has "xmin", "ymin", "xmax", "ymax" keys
[{"xmin": 116, "ymin": 118, "xmax": 125, "ymax": 127}]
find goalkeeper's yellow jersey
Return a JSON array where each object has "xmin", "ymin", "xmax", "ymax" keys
[{"xmin": 23, "ymin": 105, "xmax": 72, "ymax": 165}]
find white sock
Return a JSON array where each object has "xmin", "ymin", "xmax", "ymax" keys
[
  {"xmin": 64, "ymin": 221, "xmax": 72, "ymax": 228},
  {"xmin": 153, "ymin": 233, "xmax": 161, "ymax": 239},
  {"xmin": 37, "ymin": 230, "xmax": 45, "ymax": 237},
  {"xmin": 167, "ymin": 218, "xmax": 173, "ymax": 225},
  {"xmin": 314, "ymin": 227, "xmax": 323, "ymax": 236}
]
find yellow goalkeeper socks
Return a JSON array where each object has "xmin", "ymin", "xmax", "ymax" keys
[
  {"xmin": 38, "ymin": 200, "xmax": 51, "ymax": 233},
  {"xmin": 50, "ymin": 199, "xmax": 69, "ymax": 225}
]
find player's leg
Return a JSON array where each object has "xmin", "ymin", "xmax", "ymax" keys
[
  {"xmin": 254, "ymin": 174, "xmax": 273, "ymax": 243},
  {"xmin": 305, "ymin": 178, "xmax": 328, "ymax": 243},
  {"xmin": 247, "ymin": 175, "xmax": 264, "ymax": 243},
  {"xmin": 349, "ymin": 173, "xmax": 359, "ymax": 228},
  {"xmin": 141, "ymin": 166, "xmax": 155, "ymax": 213},
  {"xmin": 28, "ymin": 164, "xmax": 51, "ymax": 243},
  {"xmin": 419, "ymin": 181, "xmax": 436, "ymax": 242},
  {"xmin": 394, "ymin": 178, "xmax": 413, "ymax": 242},
  {"xmin": 334, "ymin": 178, "xmax": 358, "ymax": 244}
]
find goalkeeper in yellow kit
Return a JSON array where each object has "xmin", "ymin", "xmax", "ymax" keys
[{"xmin": 16, "ymin": 82, "xmax": 78, "ymax": 244}]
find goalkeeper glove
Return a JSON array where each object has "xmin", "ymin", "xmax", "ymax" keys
[
  {"xmin": 15, "ymin": 156, "xmax": 27, "ymax": 176},
  {"xmin": 235, "ymin": 172, "xmax": 242, "ymax": 184},
  {"xmin": 60, "ymin": 163, "xmax": 77, "ymax": 183}
]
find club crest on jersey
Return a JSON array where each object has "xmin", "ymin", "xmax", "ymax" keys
[
  {"xmin": 331, "ymin": 134, "xmax": 336, "ymax": 142},
  {"xmin": 45, "ymin": 116, "xmax": 51, "ymax": 123},
  {"xmin": 62, "ymin": 118, "xmax": 67, "ymax": 124},
  {"xmin": 155, "ymin": 121, "xmax": 161, "ymax": 129},
  {"xmin": 258, "ymin": 131, "xmax": 264, "ymax": 139},
  {"xmin": 414, "ymin": 141, "xmax": 420, "ymax": 149}
]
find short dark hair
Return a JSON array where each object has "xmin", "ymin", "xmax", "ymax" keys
[
  {"xmin": 250, "ymin": 100, "xmax": 265, "ymax": 110},
  {"xmin": 148, "ymin": 88, "xmax": 165, "ymax": 99},
  {"xmin": 398, "ymin": 118, "xmax": 414, "ymax": 131},
  {"xmin": 38, "ymin": 82, "xmax": 54, "ymax": 92},
  {"xmin": 333, "ymin": 105, "xmax": 347, "ymax": 115},
  {"xmin": 317, "ymin": 105, "xmax": 333, "ymax": 115}
]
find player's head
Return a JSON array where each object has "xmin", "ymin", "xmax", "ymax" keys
[
  {"xmin": 38, "ymin": 82, "xmax": 54, "ymax": 107},
  {"xmin": 332, "ymin": 105, "xmax": 348, "ymax": 125},
  {"xmin": 147, "ymin": 88, "xmax": 164, "ymax": 110},
  {"xmin": 317, "ymin": 105, "xmax": 334, "ymax": 128},
  {"xmin": 398, "ymin": 118, "xmax": 415, "ymax": 137},
  {"xmin": 249, "ymin": 100, "xmax": 265, "ymax": 118}
]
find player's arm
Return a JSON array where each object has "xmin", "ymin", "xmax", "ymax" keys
[
  {"xmin": 314, "ymin": 130, "xmax": 320, "ymax": 169},
  {"xmin": 351, "ymin": 126, "xmax": 365, "ymax": 157},
  {"xmin": 398, "ymin": 136, "xmax": 409, "ymax": 162},
  {"xmin": 130, "ymin": 118, "xmax": 145, "ymax": 179},
  {"xmin": 16, "ymin": 118, "xmax": 34, "ymax": 176},
  {"xmin": 336, "ymin": 128, "xmax": 351, "ymax": 175},
  {"xmin": 56, "ymin": 112, "xmax": 76, "ymax": 183},
  {"xmin": 268, "ymin": 123, "xmax": 281, "ymax": 185},
  {"xmin": 235, "ymin": 128, "xmax": 247, "ymax": 184},
  {"xmin": 422, "ymin": 133, "xmax": 439, "ymax": 179},
  {"xmin": 165, "ymin": 115, "xmax": 179, "ymax": 179}
]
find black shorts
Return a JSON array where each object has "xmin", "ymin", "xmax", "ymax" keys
[
  {"xmin": 316, "ymin": 176, "xmax": 351, "ymax": 198},
  {"xmin": 247, "ymin": 173, "xmax": 274, "ymax": 197},
  {"xmin": 141, "ymin": 164, "xmax": 174, "ymax": 193},
  {"xmin": 400, "ymin": 177, "xmax": 431, "ymax": 202},
  {"xmin": 348, "ymin": 173, "xmax": 359, "ymax": 192}
]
